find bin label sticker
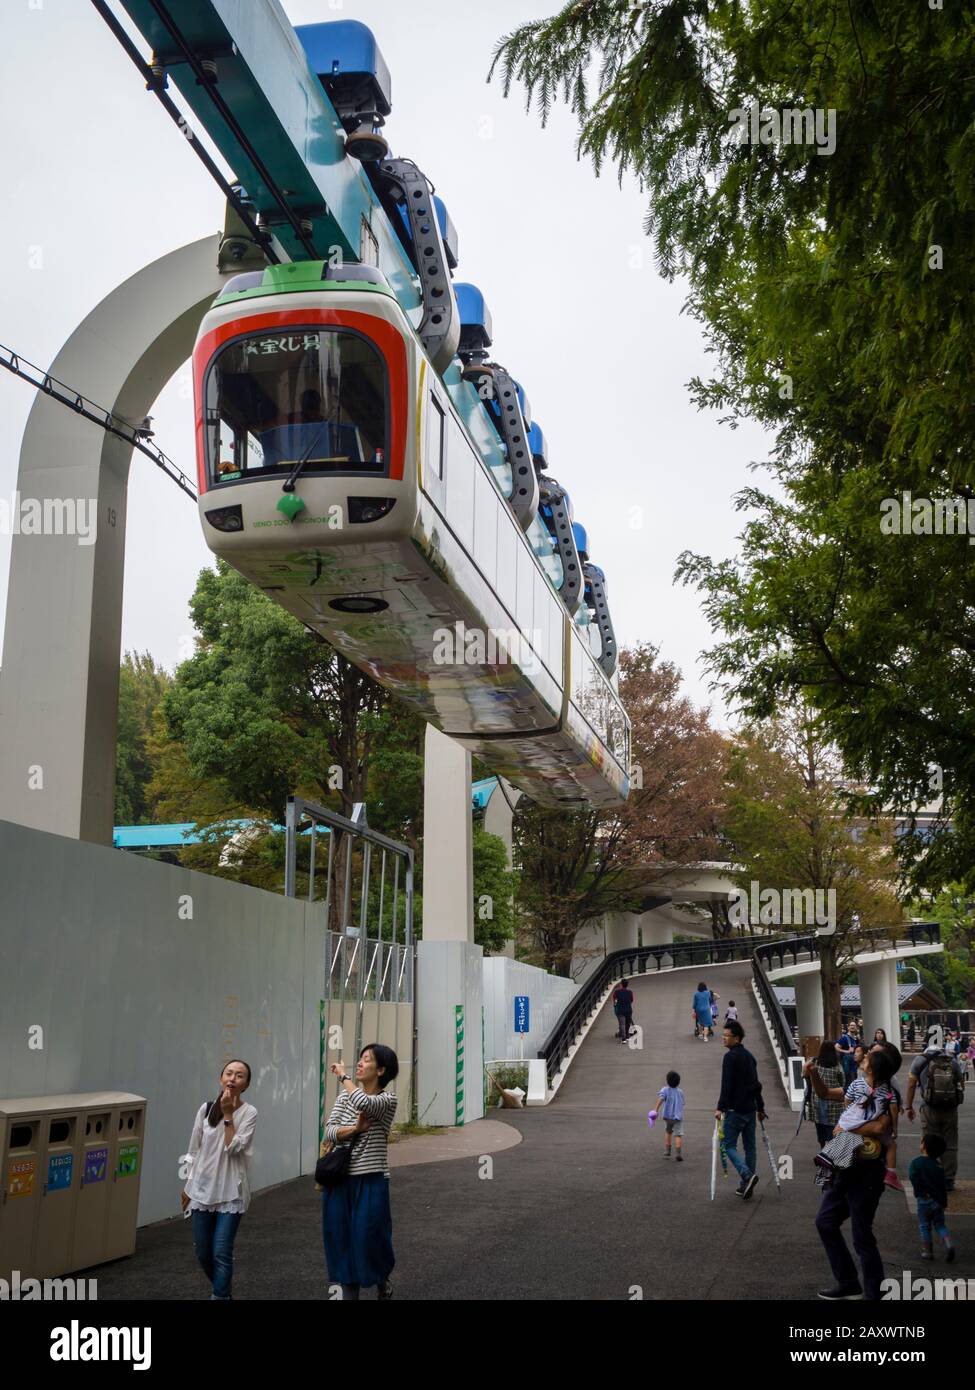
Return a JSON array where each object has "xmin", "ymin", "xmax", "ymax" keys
[
  {"xmin": 7, "ymin": 1159, "xmax": 36, "ymax": 1197},
  {"xmin": 117, "ymin": 1144, "xmax": 139, "ymax": 1178},
  {"xmin": 84, "ymin": 1148, "xmax": 108, "ymax": 1184},
  {"xmin": 47, "ymin": 1153, "xmax": 73, "ymax": 1191}
]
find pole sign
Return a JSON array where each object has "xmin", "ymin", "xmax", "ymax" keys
[{"xmin": 514, "ymin": 996, "xmax": 530, "ymax": 1034}]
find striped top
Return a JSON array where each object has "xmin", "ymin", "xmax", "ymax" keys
[{"xmin": 324, "ymin": 1087, "xmax": 398, "ymax": 1177}]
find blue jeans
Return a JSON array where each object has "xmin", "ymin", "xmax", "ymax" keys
[
  {"xmin": 722, "ymin": 1110, "xmax": 756, "ymax": 1181},
  {"xmin": 917, "ymin": 1197, "xmax": 950, "ymax": 1245},
  {"xmin": 192, "ymin": 1210, "xmax": 242, "ymax": 1299}
]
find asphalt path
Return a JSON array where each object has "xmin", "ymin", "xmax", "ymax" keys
[{"xmin": 91, "ymin": 961, "xmax": 973, "ymax": 1300}]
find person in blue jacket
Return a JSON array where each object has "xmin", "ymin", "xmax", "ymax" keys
[{"xmin": 692, "ymin": 982, "xmax": 713, "ymax": 1041}]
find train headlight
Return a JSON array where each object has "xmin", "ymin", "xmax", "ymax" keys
[
  {"xmin": 348, "ymin": 496, "xmax": 396, "ymax": 524},
  {"xmin": 205, "ymin": 505, "xmax": 244, "ymax": 533},
  {"xmin": 328, "ymin": 596, "xmax": 389, "ymax": 615}
]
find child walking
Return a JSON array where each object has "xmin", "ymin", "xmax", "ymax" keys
[
  {"xmin": 657, "ymin": 1071, "xmax": 686, "ymax": 1161},
  {"xmin": 909, "ymin": 1133, "xmax": 955, "ymax": 1263}
]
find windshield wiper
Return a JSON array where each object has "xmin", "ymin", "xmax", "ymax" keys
[{"xmin": 282, "ymin": 425, "xmax": 326, "ymax": 493}]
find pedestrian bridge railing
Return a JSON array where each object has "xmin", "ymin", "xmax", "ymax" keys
[
  {"xmin": 751, "ymin": 921, "xmax": 942, "ymax": 1103},
  {"xmin": 537, "ymin": 922, "xmax": 943, "ymax": 1097},
  {"xmin": 537, "ymin": 934, "xmax": 771, "ymax": 1092}
]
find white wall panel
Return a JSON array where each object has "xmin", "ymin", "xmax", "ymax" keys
[{"xmin": 0, "ymin": 818, "xmax": 412, "ymax": 1226}]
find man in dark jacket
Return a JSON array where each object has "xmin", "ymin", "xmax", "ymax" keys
[{"xmin": 715, "ymin": 1020, "xmax": 767, "ymax": 1199}]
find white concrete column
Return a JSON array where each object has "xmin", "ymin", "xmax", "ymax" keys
[
  {"xmin": 888, "ymin": 967, "xmax": 902, "ymax": 1046},
  {"xmin": 795, "ymin": 972, "xmax": 825, "ymax": 1041},
  {"xmin": 416, "ymin": 939, "xmax": 484, "ymax": 1126},
  {"xmin": 603, "ymin": 911, "xmax": 640, "ymax": 954},
  {"xmin": 418, "ymin": 726, "xmax": 482, "ymax": 1125},
  {"xmin": 0, "ymin": 236, "xmax": 227, "ymax": 845},
  {"xmin": 422, "ymin": 724, "xmax": 473, "ymax": 942},
  {"xmin": 483, "ymin": 778, "xmax": 521, "ymax": 959},
  {"xmin": 857, "ymin": 959, "xmax": 899, "ymax": 1045},
  {"xmin": 639, "ymin": 912, "xmax": 675, "ymax": 947}
]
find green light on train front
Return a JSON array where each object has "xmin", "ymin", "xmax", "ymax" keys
[{"xmin": 277, "ymin": 493, "xmax": 307, "ymax": 522}]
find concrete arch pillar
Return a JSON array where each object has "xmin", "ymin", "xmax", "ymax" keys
[
  {"xmin": 0, "ymin": 236, "xmax": 228, "ymax": 844},
  {"xmin": 795, "ymin": 973, "xmax": 825, "ymax": 1040},
  {"xmin": 603, "ymin": 911, "xmax": 640, "ymax": 953},
  {"xmin": 857, "ymin": 959, "xmax": 899, "ymax": 1045},
  {"xmin": 639, "ymin": 912, "xmax": 675, "ymax": 947}
]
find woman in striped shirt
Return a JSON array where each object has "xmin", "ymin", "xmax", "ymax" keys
[{"xmin": 323, "ymin": 1044, "xmax": 399, "ymax": 1300}]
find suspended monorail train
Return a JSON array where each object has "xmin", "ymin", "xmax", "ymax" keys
[{"xmin": 193, "ymin": 261, "xmax": 629, "ymax": 807}]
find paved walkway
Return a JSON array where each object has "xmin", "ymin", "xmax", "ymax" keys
[{"xmin": 91, "ymin": 962, "xmax": 973, "ymax": 1300}]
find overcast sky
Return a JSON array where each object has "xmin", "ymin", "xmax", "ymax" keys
[{"xmin": 0, "ymin": 0, "xmax": 773, "ymax": 724}]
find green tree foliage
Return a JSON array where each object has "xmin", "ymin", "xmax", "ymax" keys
[
  {"xmin": 114, "ymin": 651, "xmax": 171, "ymax": 825},
  {"xmin": 126, "ymin": 565, "xmax": 510, "ymax": 941},
  {"xmin": 492, "ymin": 3, "xmax": 975, "ymax": 890},
  {"xmin": 472, "ymin": 825, "xmax": 518, "ymax": 954},
  {"xmin": 144, "ymin": 562, "xmax": 423, "ymax": 893},
  {"xmin": 906, "ymin": 886, "xmax": 975, "ymax": 1010},
  {"xmin": 514, "ymin": 642, "xmax": 726, "ymax": 975},
  {"xmin": 723, "ymin": 706, "xmax": 903, "ymax": 1036}
]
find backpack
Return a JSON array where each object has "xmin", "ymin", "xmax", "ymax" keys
[{"xmin": 922, "ymin": 1054, "xmax": 961, "ymax": 1109}]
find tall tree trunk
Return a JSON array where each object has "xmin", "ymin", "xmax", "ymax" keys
[{"xmin": 819, "ymin": 938, "xmax": 843, "ymax": 1040}]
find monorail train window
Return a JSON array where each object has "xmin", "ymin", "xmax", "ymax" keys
[
  {"xmin": 205, "ymin": 329, "xmax": 388, "ymax": 483},
  {"xmin": 427, "ymin": 394, "xmax": 445, "ymax": 480}
]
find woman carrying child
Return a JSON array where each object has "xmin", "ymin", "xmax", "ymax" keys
[{"xmin": 803, "ymin": 1044, "xmax": 901, "ymax": 1301}]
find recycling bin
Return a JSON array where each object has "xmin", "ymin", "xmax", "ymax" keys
[
  {"xmin": 34, "ymin": 1111, "xmax": 79, "ymax": 1279},
  {"xmin": 105, "ymin": 1103, "xmax": 145, "ymax": 1262},
  {"xmin": 0, "ymin": 1093, "xmax": 146, "ymax": 1280},
  {"xmin": 0, "ymin": 1107, "xmax": 42, "ymax": 1280}
]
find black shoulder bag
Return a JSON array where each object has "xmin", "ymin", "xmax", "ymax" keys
[{"xmin": 315, "ymin": 1129, "xmax": 363, "ymax": 1188}]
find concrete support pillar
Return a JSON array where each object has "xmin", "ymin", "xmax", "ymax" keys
[
  {"xmin": 0, "ymin": 237, "xmax": 228, "ymax": 845},
  {"xmin": 795, "ymin": 972, "xmax": 825, "ymax": 1041},
  {"xmin": 857, "ymin": 959, "xmax": 899, "ymax": 1046},
  {"xmin": 888, "ymin": 967, "xmax": 902, "ymax": 1046},
  {"xmin": 483, "ymin": 778, "xmax": 521, "ymax": 959},
  {"xmin": 603, "ymin": 911, "xmax": 639, "ymax": 954},
  {"xmin": 416, "ymin": 939, "xmax": 484, "ymax": 1127},
  {"xmin": 417, "ymin": 726, "xmax": 482, "ymax": 1125},
  {"xmin": 422, "ymin": 724, "xmax": 473, "ymax": 943},
  {"xmin": 639, "ymin": 912, "xmax": 675, "ymax": 947}
]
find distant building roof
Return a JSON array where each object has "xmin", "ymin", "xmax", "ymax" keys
[
  {"xmin": 472, "ymin": 778, "xmax": 498, "ymax": 812},
  {"xmin": 775, "ymin": 983, "xmax": 936, "ymax": 1009},
  {"xmin": 113, "ymin": 818, "xmax": 298, "ymax": 849}
]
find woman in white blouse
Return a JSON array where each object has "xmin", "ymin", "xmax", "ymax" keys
[{"xmin": 181, "ymin": 1059, "xmax": 257, "ymax": 1300}]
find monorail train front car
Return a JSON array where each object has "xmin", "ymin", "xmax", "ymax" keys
[{"xmin": 193, "ymin": 261, "xmax": 630, "ymax": 807}]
